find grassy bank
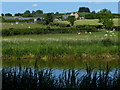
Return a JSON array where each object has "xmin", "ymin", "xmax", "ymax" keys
[{"xmin": 2, "ymin": 32, "xmax": 119, "ymax": 60}]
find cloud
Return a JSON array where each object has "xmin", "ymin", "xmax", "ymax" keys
[{"xmin": 32, "ymin": 4, "xmax": 38, "ymax": 7}]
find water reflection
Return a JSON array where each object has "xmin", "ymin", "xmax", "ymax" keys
[
  {"xmin": 2, "ymin": 66, "xmax": 120, "ymax": 89},
  {"xmin": 2, "ymin": 59, "xmax": 120, "ymax": 89}
]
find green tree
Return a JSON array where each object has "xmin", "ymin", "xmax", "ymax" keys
[
  {"xmin": 44, "ymin": 13, "xmax": 54, "ymax": 25},
  {"xmin": 36, "ymin": 10, "xmax": 43, "ymax": 14},
  {"xmin": 5, "ymin": 13, "xmax": 12, "ymax": 16},
  {"xmin": 67, "ymin": 16, "xmax": 75, "ymax": 26},
  {"xmin": 22, "ymin": 10, "xmax": 32, "ymax": 17},
  {"xmin": 55, "ymin": 12, "xmax": 59, "ymax": 15},
  {"xmin": 98, "ymin": 9, "xmax": 113, "ymax": 30},
  {"xmin": 78, "ymin": 7, "xmax": 90, "ymax": 13},
  {"xmin": 1, "ymin": 13, "xmax": 4, "ymax": 16},
  {"xmin": 14, "ymin": 13, "xmax": 23, "ymax": 16}
]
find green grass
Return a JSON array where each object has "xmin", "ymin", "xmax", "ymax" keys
[
  {"xmin": 2, "ymin": 32, "xmax": 119, "ymax": 60},
  {"xmin": 57, "ymin": 18, "xmax": 118, "ymax": 26},
  {"xmin": 2, "ymin": 18, "xmax": 118, "ymax": 29},
  {"xmin": 2, "ymin": 22, "xmax": 59, "ymax": 29}
]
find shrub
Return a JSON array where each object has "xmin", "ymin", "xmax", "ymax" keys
[{"xmin": 49, "ymin": 22, "xmax": 70, "ymax": 27}]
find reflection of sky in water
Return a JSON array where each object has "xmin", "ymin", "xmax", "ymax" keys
[{"xmin": 2, "ymin": 67, "xmax": 120, "ymax": 79}]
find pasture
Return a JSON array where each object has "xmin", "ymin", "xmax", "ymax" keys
[
  {"xmin": 2, "ymin": 18, "xmax": 118, "ymax": 30},
  {"xmin": 2, "ymin": 31, "xmax": 119, "ymax": 60},
  {"xmin": 62, "ymin": 18, "xmax": 118, "ymax": 26},
  {"xmin": 2, "ymin": 22, "xmax": 59, "ymax": 29}
]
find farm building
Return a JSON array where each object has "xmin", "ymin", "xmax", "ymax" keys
[
  {"xmin": 62, "ymin": 15, "xmax": 70, "ymax": 20},
  {"xmin": 5, "ymin": 16, "xmax": 44, "ymax": 22}
]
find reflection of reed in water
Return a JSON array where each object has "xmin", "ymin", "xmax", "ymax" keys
[{"xmin": 2, "ymin": 65, "xmax": 120, "ymax": 89}]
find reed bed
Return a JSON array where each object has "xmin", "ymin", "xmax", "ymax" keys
[{"xmin": 2, "ymin": 65, "xmax": 120, "ymax": 89}]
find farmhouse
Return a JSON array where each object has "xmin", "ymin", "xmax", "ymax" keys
[
  {"xmin": 62, "ymin": 15, "xmax": 70, "ymax": 20},
  {"xmin": 70, "ymin": 12, "xmax": 79, "ymax": 19},
  {"xmin": 61, "ymin": 12, "xmax": 85, "ymax": 20},
  {"xmin": 70, "ymin": 12, "xmax": 85, "ymax": 20}
]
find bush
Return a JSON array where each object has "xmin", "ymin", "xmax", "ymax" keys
[
  {"xmin": 2, "ymin": 26, "xmax": 98, "ymax": 36},
  {"xmin": 75, "ymin": 25, "xmax": 103, "ymax": 29},
  {"xmin": 49, "ymin": 22, "xmax": 70, "ymax": 27}
]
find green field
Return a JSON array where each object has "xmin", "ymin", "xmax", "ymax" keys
[
  {"xmin": 2, "ymin": 31, "xmax": 119, "ymax": 60},
  {"xmin": 2, "ymin": 18, "xmax": 118, "ymax": 29},
  {"xmin": 60, "ymin": 18, "xmax": 118, "ymax": 26},
  {"xmin": 2, "ymin": 23, "xmax": 59, "ymax": 29}
]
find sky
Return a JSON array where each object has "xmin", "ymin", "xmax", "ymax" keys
[
  {"xmin": 1, "ymin": 0, "xmax": 119, "ymax": 2},
  {"xmin": 1, "ymin": 2, "xmax": 118, "ymax": 15}
]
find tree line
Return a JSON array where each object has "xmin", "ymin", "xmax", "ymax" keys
[{"xmin": 1, "ymin": 10, "xmax": 43, "ymax": 17}]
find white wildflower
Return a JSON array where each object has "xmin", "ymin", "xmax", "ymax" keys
[
  {"xmin": 16, "ymin": 22, "xmax": 19, "ymax": 24},
  {"xmin": 78, "ymin": 32, "xmax": 81, "ymax": 35},
  {"xmin": 104, "ymin": 34, "xmax": 108, "ymax": 37},
  {"xmin": 112, "ymin": 33, "xmax": 115, "ymax": 35},
  {"xmin": 28, "ymin": 26, "xmax": 31, "ymax": 28},
  {"xmin": 89, "ymin": 32, "xmax": 91, "ymax": 34},
  {"xmin": 110, "ymin": 34, "xmax": 112, "ymax": 37}
]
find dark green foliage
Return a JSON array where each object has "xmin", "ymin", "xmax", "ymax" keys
[
  {"xmin": 67, "ymin": 16, "xmax": 76, "ymax": 26},
  {"xmin": 22, "ymin": 10, "xmax": 32, "ymax": 17},
  {"xmin": 98, "ymin": 9, "xmax": 114, "ymax": 30},
  {"xmin": 14, "ymin": 13, "xmax": 23, "ymax": 16},
  {"xmin": 2, "ymin": 26, "xmax": 98, "ymax": 36},
  {"xmin": 36, "ymin": 10, "xmax": 43, "ymax": 14},
  {"xmin": 75, "ymin": 25, "xmax": 102, "ymax": 29},
  {"xmin": 49, "ymin": 22, "xmax": 70, "ymax": 27},
  {"xmin": 5, "ymin": 13, "xmax": 12, "ymax": 16},
  {"xmin": 1, "ymin": 13, "xmax": 4, "ymax": 16},
  {"xmin": 78, "ymin": 7, "xmax": 90, "ymax": 13},
  {"xmin": 44, "ymin": 13, "xmax": 54, "ymax": 25}
]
